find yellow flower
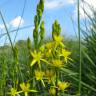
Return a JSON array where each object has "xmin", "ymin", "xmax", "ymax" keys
[
  {"xmin": 45, "ymin": 42, "xmax": 54, "ymax": 49},
  {"xmin": 20, "ymin": 82, "xmax": 30, "ymax": 92},
  {"xmin": 30, "ymin": 50, "xmax": 48, "ymax": 68},
  {"xmin": 45, "ymin": 42, "xmax": 54, "ymax": 57},
  {"xmin": 30, "ymin": 50, "xmax": 42, "ymax": 67},
  {"xmin": 61, "ymin": 49, "xmax": 71, "ymax": 63},
  {"xmin": 45, "ymin": 70, "xmax": 54, "ymax": 78},
  {"xmin": 49, "ymin": 87, "xmax": 56, "ymax": 95},
  {"xmin": 8, "ymin": 88, "xmax": 21, "ymax": 96},
  {"xmin": 45, "ymin": 70, "xmax": 55, "ymax": 84},
  {"xmin": 35, "ymin": 70, "xmax": 44, "ymax": 80},
  {"xmin": 54, "ymin": 35, "xmax": 64, "ymax": 47},
  {"xmin": 52, "ymin": 59, "xmax": 63, "ymax": 68},
  {"xmin": 10, "ymin": 88, "xmax": 18, "ymax": 96},
  {"xmin": 58, "ymin": 81, "xmax": 70, "ymax": 91},
  {"xmin": 35, "ymin": 70, "xmax": 45, "ymax": 87},
  {"xmin": 20, "ymin": 82, "xmax": 37, "ymax": 96},
  {"xmin": 45, "ymin": 49, "xmax": 52, "ymax": 57},
  {"xmin": 54, "ymin": 35, "xmax": 63, "ymax": 42}
]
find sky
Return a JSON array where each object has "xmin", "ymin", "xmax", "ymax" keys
[{"xmin": 0, "ymin": 0, "xmax": 96, "ymax": 45}]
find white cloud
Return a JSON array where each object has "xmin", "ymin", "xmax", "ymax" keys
[
  {"xmin": 73, "ymin": 0, "xmax": 96, "ymax": 19},
  {"xmin": 10, "ymin": 16, "xmax": 24, "ymax": 27},
  {"xmin": 44, "ymin": 0, "xmax": 75, "ymax": 9},
  {"xmin": 68, "ymin": 0, "xmax": 75, "ymax": 4},
  {"xmin": 0, "ymin": 16, "xmax": 24, "ymax": 30},
  {"xmin": 0, "ymin": 24, "xmax": 9, "ymax": 29},
  {"xmin": 0, "ymin": 24, "xmax": 5, "ymax": 29}
]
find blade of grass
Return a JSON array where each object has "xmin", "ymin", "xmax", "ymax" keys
[
  {"xmin": 0, "ymin": 10, "xmax": 14, "ymax": 52},
  {"xmin": 77, "ymin": 0, "xmax": 82, "ymax": 95},
  {"xmin": 82, "ymin": 50, "xmax": 96, "ymax": 68}
]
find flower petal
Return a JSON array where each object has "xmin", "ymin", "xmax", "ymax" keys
[{"xmin": 31, "ymin": 60, "xmax": 37, "ymax": 66}]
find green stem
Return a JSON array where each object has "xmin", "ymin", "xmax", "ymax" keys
[
  {"xmin": 55, "ymin": 68, "xmax": 58, "ymax": 96},
  {"xmin": 0, "ymin": 11, "xmax": 14, "ymax": 52},
  {"xmin": 25, "ymin": 92, "xmax": 28, "ymax": 96},
  {"xmin": 77, "ymin": 0, "xmax": 82, "ymax": 95}
]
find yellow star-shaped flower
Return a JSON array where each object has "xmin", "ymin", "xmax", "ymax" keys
[
  {"xmin": 60, "ymin": 49, "xmax": 71, "ymax": 63},
  {"xmin": 7, "ymin": 88, "xmax": 21, "ymax": 96},
  {"xmin": 54, "ymin": 35, "xmax": 64, "ymax": 47},
  {"xmin": 35, "ymin": 70, "xmax": 45, "ymax": 87},
  {"xmin": 35, "ymin": 70, "xmax": 44, "ymax": 80},
  {"xmin": 30, "ymin": 50, "xmax": 42, "ymax": 66},
  {"xmin": 30, "ymin": 50, "xmax": 48, "ymax": 68},
  {"xmin": 20, "ymin": 82, "xmax": 37, "ymax": 96},
  {"xmin": 58, "ymin": 81, "xmax": 70, "ymax": 91},
  {"xmin": 52, "ymin": 59, "xmax": 63, "ymax": 68}
]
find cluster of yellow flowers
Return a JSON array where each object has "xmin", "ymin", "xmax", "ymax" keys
[
  {"xmin": 30, "ymin": 35, "xmax": 71, "ymax": 95},
  {"xmin": 8, "ymin": 82, "xmax": 37, "ymax": 96},
  {"xmin": 49, "ymin": 81, "xmax": 70, "ymax": 95},
  {"xmin": 8, "ymin": 35, "xmax": 71, "ymax": 96}
]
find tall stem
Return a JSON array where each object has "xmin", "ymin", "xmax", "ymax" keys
[
  {"xmin": 55, "ymin": 68, "xmax": 58, "ymax": 96},
  {"xmin": 77, "ymin": 0, "xmax": 82, "ymax": 95},
  {"xmin": 0, "ymin": 11, "xmax": 14, "ymax": 52}
]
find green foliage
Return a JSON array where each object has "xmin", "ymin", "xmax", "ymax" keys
[{"xmin": 81, "ymin": 12, "xmax": 96, "ymax": 95}]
